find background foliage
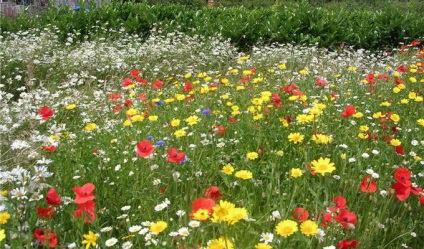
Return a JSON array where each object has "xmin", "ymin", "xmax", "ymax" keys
[{"xmin": 1, "ymin": 0, "xmax": 423, "ymax": 51}]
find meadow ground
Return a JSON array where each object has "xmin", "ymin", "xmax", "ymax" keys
[{"xmin": 1, "ymin": 25, "xmax": 424, "ymax": 248}]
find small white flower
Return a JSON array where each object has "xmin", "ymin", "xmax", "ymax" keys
[
  {"xmin": 271, "ymin": 210, "xmax": 281, "ymax": 219},
  {"xmin": 371, "ymin": 150, "xmax": 380, "ymax": 155},
  {"xmin": 105, "ymin": 238, "xmax": 118, "ymax": 247},
  {"xmin": 121, "ymin": 206, "xmax": 131, "ymax": 211},
  {"xmin": 154, "ymin": 203, "xmax": 167, "ymax": 212},
  {"xmin": 129, "ymin": 225, "xmax": 142, "ymax": 233},
  {"xmin": 122, "ymin": 241, "xmax": 133, "ymax": 249},
  {"xmin": 67, "ymin": 242, "xmax": 77, "ymax": 248},
  {"xmin": 372, "ymin": 172, "xmax": 380, "ymax": 179},
  {"xmin": 366, "ymin": 169, "xmax": 375, "ymax": 175},
  {"xmin": 315, "ymin": 228, "xmax": 326, "ymax": 243},
  {"xmin": 361, "ymin": 153, "xmax": 369, "ymax": 158},
  {"xmin": 176, "ymin": 210, "xmax": 186, "ymax": 217},
  {"xmin": 178, "ymin": 227, "xmax": 190, "ymax": 237},
  {"xmin": 260, "ymin": 232, "xmax": 274, "ymax": 244},
  {"xmin": 100, "ymin": 227, "xmax": 113, "ymax": 233},
  {"xmin": 11, "ymin": 140, "xmax": 30, "ymax": 150},
  {"xmin": 188, "ymin": 220, "xmax": 200, "ymax": 228}
]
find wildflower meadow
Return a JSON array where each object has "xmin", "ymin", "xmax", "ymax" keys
[{"xmin": 1, "ymin": 3, "xmax": 424, "ymax": 249}]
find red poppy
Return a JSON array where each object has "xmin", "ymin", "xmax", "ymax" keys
[
  {"xmin": 189, "ymin": 198, "xmax": 215, "ymax": 218},
  {"xmin": 228, "ymin": 117, "xmax": 238, "ymax": 123},
  {"xmin": 122, "ymin": 78, "xmax": 134, "ymax": 87},
  {"xmin": 292, "ymin": 90, "xmax": 304, "ymax": 96},
  {"xmin": 282, "ymin": 83, "xmax": 298, "ymax": 93},
  {"xmin": 338, "ymin": 239, "xmax": 358, "ymax": 249},
  {"xmin": 315, "ymin": 78, "xmax": 326, "ymax": 87},
  {"xmin": 131, "ymin": 69, "xmax": 141, "ymax": 77},
  {"xmin": 33, "ymin": 229, "xmax": 58, "ymax": 248},
  {"xmin": 240, "ymin": 75, "xmax": 251, "ymax": 84},
  {"xmin": 394, "ymin": 77, "xmax": 405, "ymax": 85},
  {"xmin": 108, "ymin": 93, "xmax": 121, "ymax": 101},
  {"xmin": 73, "ymin": 183, "xmax": 95, "ymax": 204},
  {"xmin": 293, "ymin": 207, "xmax": 309, "ymax": 222},
  {"xmin": 359, "ymin": 175, "xmax": 377, "ymax": 193},
  {"xmin": 153, "ymin": 80, "xmax": 164, "ymax": 89},
  {"xmin": 136, "ymin": 140, "xmax": 155, "ymax": 158},
  {"xmin": 214, "ymin": 125, "xmax": 226, "ymax": 135},
  {"xmin": 394, "ymin": 168, "xmax": 411, "ymax": 184},
  {"xmin": 46, "ymin": 188, "xmax": 61, "ymax": 206},
  {"xmin": 320, "ymin": 212, "xmax": 333, "ymax": 227},
  {"xmin": 395, "ymin": 145, "xmax": 405, "ymax": 156},
  {"xmin": 183, "ymin": 82, "xmax": 193, "ymax": 93},
  {"xmin": 42, "ymin": 145, "xmax": 56, "ymax": 152},
  {"xmin": 139, "ymin": 93, "xmax": 147, "ymax": 101},
  {"xmin": 331, "ymin": 91, "xmax": 339, "ymax": 100},
  {"xmin": 271, "ymin": 93, "xmax": 282, "ymax": 108},
  {"xmin": 378, "ymin": 74, "xmax": 389, "ymax": 81},
  {"xmin": 124, "ymin": 99, "xmax": 133, "ymax": 108},
  {"xmin": 410, "ymin": 41, "xmax": 421, "ymax": 46},
  {"xmin": 365, "ymin": 74, "xmax": 376, "ymax": 84},
  {"xmin": 113, "ymin": 104, "xmax": 121, "ymax": 113},
  {"xmin": 333, "ymin": 196, "xmax": 347, "ymax": 209},
  {"xmin": 396, "ymin": 65, "xmax": 408, "ymax": 73},
  {"xmin": 39, "ymin": 106, "xmax": 55, "ymax": 121},
  {"xmin": 37, "ymin": 207, "xmax": 55, "ymax": 218},
  {"xmin": 74, "ymin": 200, "xmax": 96, "ymax": 223},
  {"xmin": 341, "ymin": 105, "xmax": 356, "ymax": 118},
  {"xmin": 335, "ymin": 209, "xmax": 357, "ymax": 229},
  {"xmin": 204, "ymin": 186, "xmax": 224, "ymax": 200},
  {"xmin": 137, "ymin": 78, "xmax": 149, "ymax": 86},
  {"xmin": 392, "ymin": 182, "xmax": 412, "ymax": 201},
  {"xmin": 419, "ymin": 196, "xmax": 424, "ymax": 205},
  {"xmin": 167, "ymin": 148, "xmax": 186, "ymax": 164}
]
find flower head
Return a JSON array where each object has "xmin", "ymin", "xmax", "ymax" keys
[
  {"xmin": 135, "ymin": 140, "xmax": 155, "ymax": 158},
  {"xmin": 167, "ymin": 148, "xmax": 187, "ymax": 164},
  {"xmin": 207, "ymin": 237, "xmax": 234, "ymax": 249},
  {"xmin": 288, "ymin": 132, "xmax": 304, "ymax": 144},
  {"xmin": 335, "ymin": 209, "xmax": 357, "ymax": 229},
  {"xmin": 235, "ymin": 170, "xmax": 253, "ymax": 180},
  {"xmin": 81, "ymin": 231, "xmax": 98, "ymax": 249},
  {"xmin": 149, "ymin": 221, "xmax": 168, "ymax": 234},
  {"xmin": 311, "ymin": 157, "xmax": 336, "ymax": 176},
  {"xmin": 205, "ymin": 186, "xmax": 224, "ymax": 200},
  {"xmin": 39, "ymin": 106, "xmax": 55, "ymax": 120},
  {"xmin": 73, "ymin": 183, "xmax": 95, "ymax": 204},
  {"xmin": 46, "ymin": 188, "xmax": 61, "ymax": 205},
  {"xmin": 275, "ymin": 219, "xmax": 298, "ymax": 237},
  {"xmin": 246, "ymin": 152, "xmax": 259, "ymax": 160},
  {"xmin": 300, "ymin": 220, "xmax": 318, "ymax": 236}
]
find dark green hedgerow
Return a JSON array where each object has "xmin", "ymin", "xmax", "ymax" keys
[{"xmin": 1, "ymin": 1, "xmax": 423, "ymax": 51}]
